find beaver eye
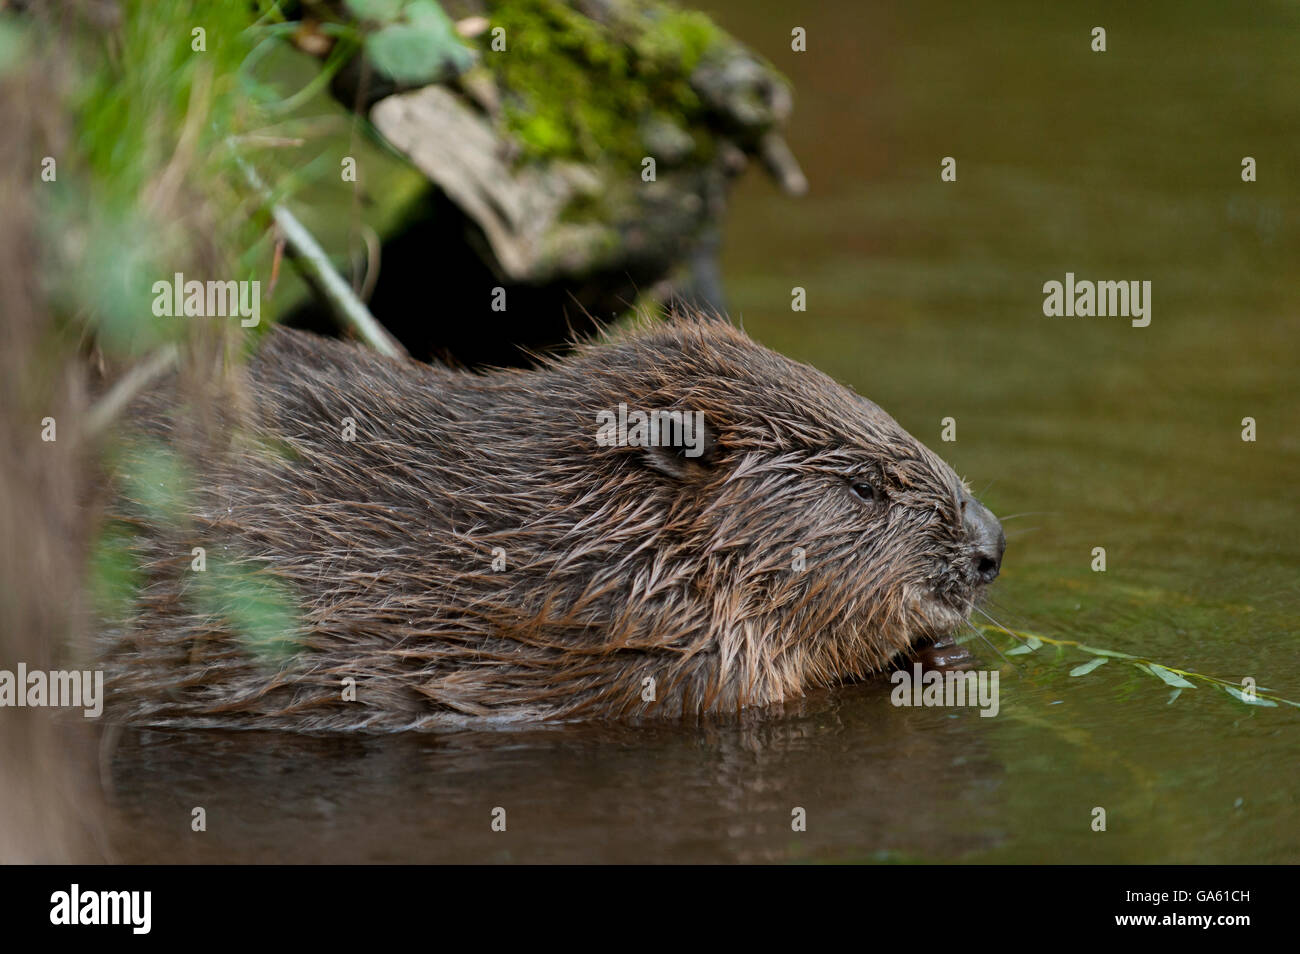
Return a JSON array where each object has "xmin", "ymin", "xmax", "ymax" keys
[{"xmin": 849, "ymin": 481, "xmax": 878, "ymax": 503}]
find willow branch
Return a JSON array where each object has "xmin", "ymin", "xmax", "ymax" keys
[{"xmin": 234, "ymin": 151, "xmax": 407, "ymax": 359}]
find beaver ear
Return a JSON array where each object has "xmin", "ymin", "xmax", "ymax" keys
[{"xmin": 642, "ymin": 416, "xmax": 722, "ymax": 481}]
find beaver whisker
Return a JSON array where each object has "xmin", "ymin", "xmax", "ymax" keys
[
  {"xmin": 972, "ymin": 605, "xmax": 1020, "ymax": 643},
  {"xmin": 959, "ymin": 619, "xmax": 1013, "ymax": 669}
]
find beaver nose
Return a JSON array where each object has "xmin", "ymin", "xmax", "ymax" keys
[{"xmin": 962, "ymin": 498, "xmax": 1005, "ymax": 584}]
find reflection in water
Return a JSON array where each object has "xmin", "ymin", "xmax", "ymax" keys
[{"xmin": 107, "ymin": 677, "xmax": 1004, "ymax": 863}]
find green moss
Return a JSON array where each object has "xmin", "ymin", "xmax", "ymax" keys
[{"xmin": 476, "ymin": 0, "xmax": 726, "ymax": 166}]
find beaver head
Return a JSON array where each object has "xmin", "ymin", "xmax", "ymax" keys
[
  {"xmin": 107, "ymin": 314, "xmax": 1003, "ymax": 727},
  {"xmin": 537, "ymin": 315, "xmax": 1005, "ymax": 714}
]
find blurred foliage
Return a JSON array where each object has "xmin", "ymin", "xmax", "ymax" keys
[
  {"xmin": 105, "ymin": 439, "xmax": 301, "ymax": 665},
  {"xmin": 0, "ymin": 14, "xmax": 28, "ymax": 73},
  {"xmin": 48, "ymin": 0, "xmax": 358, "ymax": 660},
  {"xmin": 43, "ymin": 194, "xmax": 183, "ymax": 355},
  {"xmin": 46, "ymin": 0, "xmax": 269, "ymax": 355},
  {"xmin": 88, "ymin": 520, "xmax": 145, "ymax": 622},
  {"xmin": 348, "ymin": 0, "xmax": 474, "ymax": 83},
  {"xmin": 115, "ymin": 439, "xmax": 196, "ymax": 530},
  {"xmin": 194, "ymin": 563, "xmax": 303, "ymax": 664}
]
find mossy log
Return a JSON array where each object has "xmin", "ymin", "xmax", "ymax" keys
[{"xmin": 293, "ymin": 0, "xmax": 804, "ymax": 363}]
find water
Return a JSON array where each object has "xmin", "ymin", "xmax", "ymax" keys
[{"xmin": 105, "ymin": 0, "xmax": 1299, "ymax": 862}]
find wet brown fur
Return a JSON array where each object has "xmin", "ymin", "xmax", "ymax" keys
[{"xmin": 100, "ymin": 315, "xmax": 992, "ymax": 730}]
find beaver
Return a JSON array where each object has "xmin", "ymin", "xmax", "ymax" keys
[{"xmin": 100, "ymin": 314, "xmax": 1003, "ymax": 730}]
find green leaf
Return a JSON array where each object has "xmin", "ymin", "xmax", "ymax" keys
[
  {"xmin": 1006, "ymin": 635, "xmax": 1042, "ymax": 656},
  {"xmin": 1221, "ymin": 685, "xmax": 1278, "ymax": 708},
  {"xmin": 1077, "ymin": 644, "xmax": 1137, "ymax": 660},
  {"xmin": 1070, "ymin": 657, "xmax": 1109, "ymax": 677},
  {"xmin": 346, "ymin": 0, "xmax": 406, "ymax": 23},
  {"xmin": 1146, "ymin": 664, "xmax": 1197, "ymax": 689},
  {"xmin": 366, "ymin": 0, "xmax": 472, "ymax": 85}
]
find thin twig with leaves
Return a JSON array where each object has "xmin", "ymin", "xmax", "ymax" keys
[{"xmin": 973, "ymin": 622, "xmax": 1299, "ymax": 709}]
